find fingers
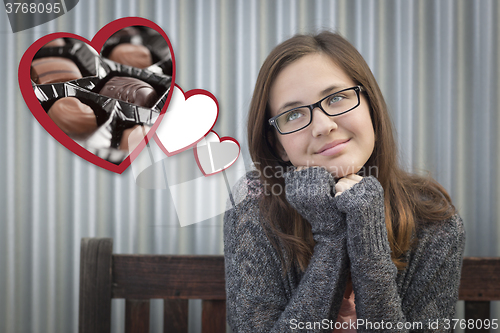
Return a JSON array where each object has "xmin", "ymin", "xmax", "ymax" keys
[
  {"xmin": 335, "ymin": 178, "xmax": 356, "ymax": 195},
  {"xmin": 345, "ymin": 173, "xmax": 363, "ymax": 182},
  {"xmin": 335, "ymin": 174, "xmax": 363, "ymax": 197},
  {"xmin": 292, "ymin": 168, "xmax": 363, "ymax": 197},
  {"xmin": 296, "ymin": 165, "xmax": 363, "ymax": 196}
]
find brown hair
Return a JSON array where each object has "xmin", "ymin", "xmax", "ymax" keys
[{"xmin": 247, "ymin": 31, "xmax": 455, "ymax": 272}]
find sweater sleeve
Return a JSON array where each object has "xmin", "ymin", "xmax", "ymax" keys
[
  {"xmin": 224, "ymin": 168, "xmax": 349, "ymax": 332},
  {"xmin": 335, "ymin": 176, "xmax": 465, "ymax": 332}
]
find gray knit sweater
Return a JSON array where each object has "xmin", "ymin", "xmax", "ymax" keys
[{"xmin": 224, "ymin": 167, "xmax": 465, "ymax": 332}]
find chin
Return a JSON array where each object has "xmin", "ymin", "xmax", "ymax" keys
[
  {"xmin": 289, "ymin": 156, "xmax": 366, "ymax": 178},
  {"xmin": 325, "ymin": 162, "xmax": 363, "ymax": 179}
]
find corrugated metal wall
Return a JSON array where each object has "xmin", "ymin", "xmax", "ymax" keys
[{"xmin": 0, "ymin": 0, "xmax": 499, "ymax": 332}]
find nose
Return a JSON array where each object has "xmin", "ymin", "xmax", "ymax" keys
[{"xmin": 311, "ymin": 107, "xmax": 338, "ymax": 137}]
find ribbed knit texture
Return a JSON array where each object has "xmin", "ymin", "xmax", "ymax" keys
[{"xmin": 224, "ymin": 167, "xmax": 465, "ymax": 332}]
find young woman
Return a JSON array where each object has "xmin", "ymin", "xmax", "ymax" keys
[{"xmin": 224, "ymin": 31, "xmax": 465, "ymax": 332}]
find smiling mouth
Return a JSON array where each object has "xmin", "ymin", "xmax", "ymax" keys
[{"xmin": 316, "ymin": 138, "xmax": 351, "ymax": 156}]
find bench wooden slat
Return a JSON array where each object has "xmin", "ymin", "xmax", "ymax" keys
[
  {"xmin": 465, "ymin": 301, "xmax": 490, "ymax": 324},
  {"xmin": 459, "ymin": 257, "xmax": 500, "ymax": 301},
  {"xmin": 112, "ymin": 255, "xmax": 225, "ymax": 299},
  {"xmin": 79, "ymin": 238, "xmax": 113, "ymax": 333},
  {"xmin": 125, "ymin": 299, "xmax": 150, "ymax": 333},
  {"xmin": 202, "ymin": 300, "xmax": 226, "ymax": 333},
  {"xmin": 164, "ymin": 299, "xmax": 189, "ymax": 333},
  {"xmin": 79, "ymin": 238, "xmax": 500, "ymax": 333}
]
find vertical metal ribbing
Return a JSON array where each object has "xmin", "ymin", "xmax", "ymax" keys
[{"xmin": 5, "ymin": 16, "xmax": 16, "ymax": 333}]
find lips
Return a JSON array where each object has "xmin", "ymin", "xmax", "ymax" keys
[{"xmin": 316, "ymin": 139, "xmax": 351, "ymax": 156}]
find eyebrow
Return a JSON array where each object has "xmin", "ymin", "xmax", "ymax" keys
[{"xmin": 276, "ymin": 84, "xmax": 349, "ymax": 114}]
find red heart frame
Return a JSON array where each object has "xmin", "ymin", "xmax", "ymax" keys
[{"xmin": 18, "ymin": 17, "xmax": 176, "ymax": 174}]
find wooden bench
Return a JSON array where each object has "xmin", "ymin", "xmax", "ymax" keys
[
  {"xmin": 79, "ymin": 238, "xmax": 225, "ymax": 333},
  {"xmin": 79, "ymin": 238, "xmax": 500, "ymax": 333},
  {"xmin": 458, "ymin": 257, "xmax": 500, "ymax": 327}
]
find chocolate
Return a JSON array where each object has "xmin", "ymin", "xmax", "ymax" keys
[
  {"xmin": 99, "ymin": 76, "xmax": 158, "ymax": 107},
  {"xmin": 112, "ymin": 27, "xmax": 141, "ymax": 37},
  {"xmin": 100, "ymin": 25, "xmax": 172, "ymax": 76},
  {"xmin": 31, "ymin": 57, "xmax": 82, "ymax": 84},
  {"xmin": 108, "ymin": 43, "xmax": 152, "ymax": 69},
  {"xmin": 47, "ymin": 97, "xmax": 98, "ymax": 138},
  {"xmin": 43, "ymin": 38, "xmax": 66, "ymax": 48},
  {"xmin": 119, "ymin": 125, "xmax": 150, "ymax": 152},
  {"xmin": 31, "ymin": 28, "xmax": 172, "ymax": 165}
]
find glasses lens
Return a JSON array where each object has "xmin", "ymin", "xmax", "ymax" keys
[
  {"xmin": 321, "ymin": 88, "xmax": 359, "ymax": 116},
  {"xmin": 276, "ymin": 107, "xmax": 311, "ymax": 133}
]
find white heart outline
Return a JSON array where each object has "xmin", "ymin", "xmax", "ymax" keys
[
  {"xmin": 153, "ymin": 84, "xmax": 219, "ymax": 156},
  {"xmin": 193, "ymin": 130, "xmax": 240, "ymax": 176}
]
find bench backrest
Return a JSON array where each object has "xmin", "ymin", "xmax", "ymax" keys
[{"xmin": 79, "ymin": 238, "xmax": 500, "ymax": 333}]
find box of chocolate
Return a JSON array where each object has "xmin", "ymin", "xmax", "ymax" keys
[{"xmin": 30, "ymin": 28, "xmax": 173, "ymax": 165}]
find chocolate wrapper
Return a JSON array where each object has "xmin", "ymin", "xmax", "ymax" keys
[
  {"xmin": 31, "ymin": 33, "xmax": 172, "ymax": 165},
  {"xmin": 31, "ymin": 38, "xmax": 105, "ymax": 80}
]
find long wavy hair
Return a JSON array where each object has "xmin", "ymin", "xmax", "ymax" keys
[{"xmin": 247, "ymin": 31, "xmax": 455, "ymax": 272}]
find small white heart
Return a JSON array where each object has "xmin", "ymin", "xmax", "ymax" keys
[
  {"xmin": 194, "ymin": 131, "xmax": 240, "ymax": 176},
  {"xmin": 154, "ymin": 85, "xmax": 218, "ymax": 156}
]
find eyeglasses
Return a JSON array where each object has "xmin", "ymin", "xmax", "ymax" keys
[{"xmin": 268, "ymin": 85, "xmax": 364, "ymax": 135}]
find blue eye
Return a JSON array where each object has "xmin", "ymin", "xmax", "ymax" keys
[
  {"xmin": 285, "ymin": 109, "xmax": 307, "ymax": 122},
  {"xmin": 287, "ymin": 111, "xmax": 302, "ymax": 121},
  {"xmin": 327, "ymin": 95, "xmax": 344, "ymax": 105}
]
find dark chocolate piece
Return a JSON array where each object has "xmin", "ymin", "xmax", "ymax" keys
[
  {"xmin": 47, "ymin": 97, "xmax": 97, "ymax": 138},
  {"xmin": 43, "ymin": 38, "xmax": 66, "ymax": 48},
  {"xmin": 31, "ymin": 57, "xmax": 82, "ymax": 84},
  {"xmin": 113, "ymin": 27, "xmax": 141, "ymax": 37},
  {"xmin": 108, "ymin": 43, "xmax": 152, "ymax": 69},
  {"xmin": 99, "ymin": 77, "xmax": 158, "ymax": 107},
  {"xmin": 120, "ymin": 125, "xmax": 150, "ymax": 152}
]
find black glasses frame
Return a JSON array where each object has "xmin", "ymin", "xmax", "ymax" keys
[{"xmin": 268, "ymin": 85, "xmax": 364, "ymax": 135}]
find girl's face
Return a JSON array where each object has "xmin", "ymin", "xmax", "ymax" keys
[{"xmin": 269, "ymin": 53, "xmax": 375, "ymax": 178}]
